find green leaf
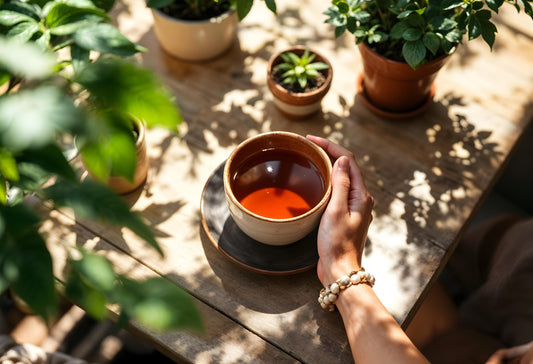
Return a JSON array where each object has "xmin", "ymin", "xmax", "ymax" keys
[
  {"xmin": 70, "ymin": 251, "xmax": 116, "ymax": 292},
  {"xmin": 236, "ymin": 0, "xmax": 253, "ymax": 21},
  {"xmin": 334, "ymin": 25, "xmax": 347, "ymax": 38},
  {"xmin": 0, "ymin": 2, "xmax": 40, "ymax": 21},
  {"xmin": 14, "ymin": 162, "xmax": 52, "ymax": 192},
  {"xmin": 445, "ymin": 28, "xmax": 463, "ymax": 44},
  {"xmin": 0, "ymin": 176, "xmax": 6, "ymax": 204},
  {"xmin": 479, "ymin": 19, "xmax": 497, "ymax": 49},
  {"xmin": 65, "ymin": 269, "xmax": 108, "ymax": 320},
  {"xmin": 35, "ymin": 29, "xmax": 51, "ymax": 49},
  {"xmin": 403, "ymin": 27, "xmax": 423, "ymax": 41},
  {"xmin": 336, "ymin": 1, "xmax": 349, "ymax": 13},
  {"xmin": 423, "ymin": 32, "xmax": 440, "ymax": 55},
  {"xmin": 403, "ymin": 39, "xmax": 426, "ymax": 69},
  {"xmin": 346, "ymin": 15, "xmax": 357, "ymax": 33},
  {"xmin": 117, "ymin": 277, "xmax": 203, "ymax": 332},
  {"xmin": 8, "ymin": 229, "xmax": 58, "ymax": 321},
  {"xmin": 0, "ymin": 37, "xmax": 56, "ymax": 79},
  {"xmin": 0, "ymin": 10, "xmax": 35, "ymax": 26},
  {"xmin": 297, "ymin": 74, "xmax": 307, "ymax": 89},
  {"xmin": 49, "ymin": 14, "xmax": 106, "ymax": 35},
  {"xmin": 18, "ymin": 144, "xmax": 77, "ymax": 182},
  {"xmin": 45, "ymin": 2, "xmax": 108, "ymax": 31},
  {"xmin": 485, "ymin": 0, "xmax": 504, "ymax": 12},
  {"xmin": 442, "ymin": 0, "xmax": 464, "ymax": 11},
  {"xmin": 106, "ymin": 130, "xmax": 137, "ymax": 181},
  {"xmin": 70, "ymin": 43, "xmax": 90, "ymax": 74},
  {"xmin": 75, "ymin": 59, "xmax": 182, "ymax": 131},
  {"xmin": 6, "ymin": 20, "xmax": 40, "ymax": 42},
  {"xmin": 307, "ymin": 62, "xmax": 330, "ymax": 71},
  {"xmin": 146, "ymin": 0, "xmax": 173, "ymax": 8},
  {"xmin": 92, "ymin": 0, "xmax": 115, "ymax": 12},
  {"xmin": 0, "ymin": 86, "xmax": 82, "ymax": 152},
  {"xmin": 390, "ymin": 21, "xmax": 409, "ymax": 39},
  {"xmin": 264, "ymin": 0, "xmax": 276, "ymax": 14},
  {"xmin": 73, "ymin": 23, "xmax": 145, "ymax": 56},
  {"xmin": 43, "ymin": 179, "xmax": 162, "ymax": 255},
  {"xmin": 0, "ymin": 148, "xmax": 19, "ymax": 181}
]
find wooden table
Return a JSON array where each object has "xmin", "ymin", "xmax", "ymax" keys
[{"xmin": 40, "ymin": 0, "xmax": 533, "ymax": 362}]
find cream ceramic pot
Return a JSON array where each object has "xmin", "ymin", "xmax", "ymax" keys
[
  {"xmin": 223, "ymin": 132, "xmax": 332, "ymax": 246},
  {"xmin": 151, "ymin": 8, "xmax": 238, "ymax": 62}
]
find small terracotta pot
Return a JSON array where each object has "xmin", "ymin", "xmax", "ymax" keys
[
  {"xmin": 151, "ymin": 8, "xmax": 238, "ymax": 62},
  {"xmin": 80, "ymin": 119, "xmax": 148, "ymax": 194},
  {"xmin": 267, "ymin": 46, "xmax": 333, "ymax": 120},
  {"xmin": 358, "ymin": 42, "xmax": 451, "ymax": 116},
  {"xmin": 105, "ymin": 119, "xmax": 148, "ymax": 194}
]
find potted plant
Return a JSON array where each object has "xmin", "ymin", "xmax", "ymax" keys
[
  {"xmin": 0, "ymin": 0, "xmax": 202, "ymax": 332},
  {"xmin": 76, "ymin": 117, "xmax": 149, "ymax": 194},
  {"xmin": 147, "ymin": 0, "xmax": 277, "ymax": 61},
  {"xmin": 324, "ymin": 0, "xmax": 533, "ymax": 118},
  {"xmin": 267, "ymin": 45, "xmax": 333, "ymax": 120}
]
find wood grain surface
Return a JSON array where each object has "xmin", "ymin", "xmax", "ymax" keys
[{"xmin": 39, "ymin": 0, "xmax": 533, "ymax": 362}]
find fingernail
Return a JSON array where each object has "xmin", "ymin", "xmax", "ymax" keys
[{"xmin": 337, "ymin": 156, "xmax": 349, "ymax": 170}]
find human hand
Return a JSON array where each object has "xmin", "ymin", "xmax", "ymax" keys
[
  {"xmin": 306, "ymin": 135, "xmax": 374, "ymax": 287},
  {"xmin": 486, "ymin": 341, "xmax": 533, "ymax": 364}
]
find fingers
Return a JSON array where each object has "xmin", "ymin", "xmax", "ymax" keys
[
  {"xmin": 306, "ymin": 135, "xmax": 352, "ymax": 160},
  {"xmin": 307, "ymin": 134, "xmax": 369, "ymax": 197},
  {"xmin": 327, "ymin": 156, "xmax": 351, "ymax": 216}
]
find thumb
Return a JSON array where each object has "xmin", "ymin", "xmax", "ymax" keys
[{"xmin": 328, "ymin": 156, "xmax": 351, "ymax": 214}]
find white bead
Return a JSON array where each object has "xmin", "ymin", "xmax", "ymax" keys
[
  {"xmin": 339, "ymin": 275, "xmax": 350, "ymax": 287},
  {"xmin": 357, "ymin": 270, "xmax": 366, "ymax": 281},
  {"xmin": 330, "ymin": 282, "xmax": 340, "ymax": 294},
  {"xmin": 323, "ymin": 295, "xmax": 330, "ymax": 305},
  {"xmin": 320, "ymin": 301, "xmax": 328, "ymax": 309},
  {"xmin": 350, "ymin": 274, "xmax": 361, "ymax": 284},
  {"xmin": 328, "ymin": 293, "xmax": 337, "ymax": 303},
  {"xmin": 369, "ymin": 274, "xmax": 376, "ymax": 285}
]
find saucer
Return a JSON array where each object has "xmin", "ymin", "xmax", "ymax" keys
[
  {"xmin": 357, "ymin": 73, "xmax": 436, "ymax": 119},
  {"xmin": 200, "ymin": 161, "xmax": 319, "ymax": 276}
]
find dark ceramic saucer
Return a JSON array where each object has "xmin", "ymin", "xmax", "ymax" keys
[
  {"xmin": 200, "ymin": 161, "xmax": 319, "ymax": 275},
  {"xmin": 357, "ymin": 73, "xmax": 436, "ymax": 119}
]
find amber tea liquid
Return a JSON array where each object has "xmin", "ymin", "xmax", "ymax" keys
[{"xmin": 232, "ymin": 149, "xmax": 325, "ymax": 219}]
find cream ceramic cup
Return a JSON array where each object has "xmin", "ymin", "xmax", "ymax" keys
[{"xmin": 223, "ymin": 131, "xmax": 332, "ymax": 246}]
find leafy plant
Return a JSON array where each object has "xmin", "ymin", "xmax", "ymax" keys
[
  {"xmin": 147, "ymin": 0, "xmax": 277, "ymax": 21},
  {"xmin": 0, "ymin": 0, "xmax": 202, "ymax": 332},
  {"xmin": 275, "ymin": 47, "xmax": 330, "ymax": 90},
  {"xmin": 324, "ymin": 0, "xmax": 533, "ymax": 69}
]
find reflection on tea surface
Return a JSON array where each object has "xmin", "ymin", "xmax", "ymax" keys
[{"xmin": 232, "ymin": 149, "xmax": 324, "ymax": 219}]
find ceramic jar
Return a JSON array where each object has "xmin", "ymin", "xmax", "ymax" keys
[{"xmin": 151, "ymin": 8, "xmax": 238, "ymax": 62}]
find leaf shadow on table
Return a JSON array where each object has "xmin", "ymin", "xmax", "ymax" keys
[
  {"xmin": 338, "ymin": 90, "xmax": 506, "ymax": 320},
  {"xmin": 132, "ymin": 1, "xmax": 352, "ymax": 181}
]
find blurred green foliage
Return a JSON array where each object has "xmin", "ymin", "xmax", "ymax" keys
[{"xmin": 0, "ymin": 0, "xmax": 202, "ymax": 332}]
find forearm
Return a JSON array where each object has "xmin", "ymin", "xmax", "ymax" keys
[{"xmin": 336, "ymin": 284, "xmax": 429, "ymax": 364}]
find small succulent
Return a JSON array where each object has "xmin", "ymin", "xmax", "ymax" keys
[{"xmin": 275, "ymin": 48, "xmax": 330, "ymax": 90}]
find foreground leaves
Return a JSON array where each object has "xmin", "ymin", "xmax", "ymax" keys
[{"xmin": 66, "ymin": 251, "xmax": 203, "ymax": 331}]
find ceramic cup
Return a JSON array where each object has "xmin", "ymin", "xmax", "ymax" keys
[{"xmin": 223, "ymin": 131, "xmax": 332, "ymax": 246}]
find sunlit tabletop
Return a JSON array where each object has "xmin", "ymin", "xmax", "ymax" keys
[{"xmin": 41, "ymin": 0, "xmax": 533, "ymax": 362}]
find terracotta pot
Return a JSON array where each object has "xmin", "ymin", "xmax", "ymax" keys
[
  {"xmin": 105, "ymin": 119, "xmax": 149, "ymax": 194},
  {"xmin": 267, "ymin": 46, "xmax": 333, "ymax": 120},
  {"xmin": 358, "ymin": 42, "xmax": 451, "ymax": 116},
  {"xmin": 151, "ymin": 8, "xmax": 238, "ymax": 62},
  {"xmin": 79, "ymin": 119, "xmax": 148, "ymax": 194}
]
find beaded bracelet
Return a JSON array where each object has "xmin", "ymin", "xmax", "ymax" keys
[{"xmin": 318, "ymin": 268, "xmax": 375, "ymax": 312}]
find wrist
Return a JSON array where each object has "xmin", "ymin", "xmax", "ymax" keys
[
  {"xmin": 318, "ymin": 258, "xmax": 361, "ymax": 287},
  {"xmin": 318, "ymin": 267, "xmax": 375, "ymax": 312}
]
